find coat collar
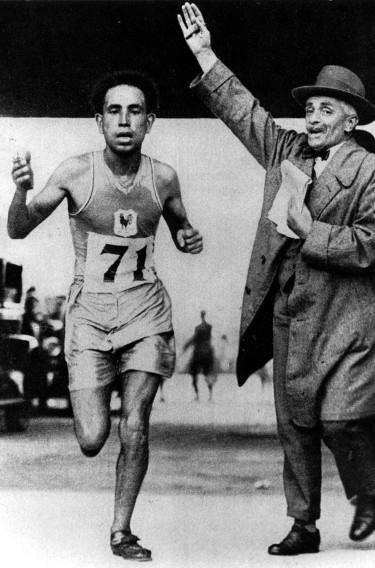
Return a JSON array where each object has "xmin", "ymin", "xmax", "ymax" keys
[
  {"xmin": 288, "ymin": 141, "xmax": 314, "ymax": 178},
  {"xmin": 328, "ymin": 137, "xmax": 367, "ymax": 187},
  {"xmin": 289, "ymin": 136, "xmax": 367, "ymax": 185},
  {"xmin": 290, "ymin": 137, "xmax": 367, "ymax": 219}
]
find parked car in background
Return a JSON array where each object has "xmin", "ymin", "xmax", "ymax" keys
[{"xmin": 0, "ymin": 259, "xmax": 31, "ymax": 432}]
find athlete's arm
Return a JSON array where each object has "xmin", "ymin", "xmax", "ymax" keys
[
  {"xmin": 8, "ymin": 156, "xmax": 77, "ymax": 239},
  {"xmin": 156, "ymin": 162, "xmax": 203, "ymax": 254}
]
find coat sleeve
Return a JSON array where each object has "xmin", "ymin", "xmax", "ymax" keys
[
  {"xmin": 301, "ymin": 172, "xmax": 375, "ymax": 273},
  {"xmin": 191, "ymin": 59, "xmax": 301, "ymax": 170}
]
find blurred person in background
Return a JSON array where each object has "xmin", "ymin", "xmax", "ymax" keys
[
  {"xmin": 183, "ymin": 310, "xmax": 217, "ymax": 401},
  {"xmin": 21, "ymin": 295, "xmax": 43, "ymax": 340}
]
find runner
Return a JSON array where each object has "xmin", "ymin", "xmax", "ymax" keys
[{"xmin": 8, "ymin": 69, "xmax": 203, "ymax": 562}]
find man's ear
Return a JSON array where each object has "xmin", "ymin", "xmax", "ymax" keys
[
  {"xmin": 95, "ymin": 113, "xmax": 104, "ymax": 134},
  {"xmin": 146, "ymin": 113, "xmax": 156, "ymax": 134},
  {"xmin": 345, "ymin": 114, "xmax": 359, "ymax": 134}
]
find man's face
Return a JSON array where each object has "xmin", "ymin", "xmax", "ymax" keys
[
  {"xmin": 96, "ymin": 84, "xmax": 155, "ymax": 156},
  {"xmin": 305, "ymin": 96, "xmax": 357, "ymax": 151}
]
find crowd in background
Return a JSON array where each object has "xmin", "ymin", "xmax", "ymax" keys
[{"xmin": 20, "ymin": 287, "xmax": 69, "ymax": 413}]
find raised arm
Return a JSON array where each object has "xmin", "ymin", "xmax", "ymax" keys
[
  {"xmin": 178, "ymin": 3, "xmax": 300, "ymax": 170},
  {"xmin": 8, "ymin": 155, "xmax": 69, "ymax": 239},
  {"xmin": 156, "ymin": 162, "xmax": 203, "ymax": 254},
  {"xmin": 177, "ymin": 3, "xmax": 217, "ymax": 74}
]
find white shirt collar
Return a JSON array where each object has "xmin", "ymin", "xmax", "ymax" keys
[{"xmin": 314, "ymin": 140, "xmax": 347, "ymax": 178}]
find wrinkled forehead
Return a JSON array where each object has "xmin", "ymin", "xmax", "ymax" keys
[
  {"xmin": 305, "ymin": 95, "xmax": 343, "ymax": 108},
  {"xmin": 104, "ymin": 84, "xmax": 146, "ymax": 107}
]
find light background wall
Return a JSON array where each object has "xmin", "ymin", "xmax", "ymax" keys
[{"xmin": 1, "ymin": 118, "xmax": 373, "ymax": 351}]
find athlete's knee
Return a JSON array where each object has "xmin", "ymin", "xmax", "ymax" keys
[
  {"xmin": 119, "ymin": 408, "xmax": 150, "ymax": 449},
  {"xmin": 80, "ymin": 445, "xmax": 102, "ymax": 458},
  {"xmin": 75, "ymin": 421, "xmax": 110, "ymax": 457},
  {"xmin": 78, "ymin": 431, "xmax": 108, "ymax": 457}
]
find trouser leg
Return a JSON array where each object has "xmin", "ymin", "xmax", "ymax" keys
[
  {"xmin": 321, "ymin": 417, "xmax": 375, "ymax": 500},
  {"xmin": 273, "ymin": 288, "xmax": 322, "ymax": 522}
]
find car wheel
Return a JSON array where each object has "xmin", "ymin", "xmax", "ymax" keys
[{"xmin": 5, "ymin": 403, "xmax": 30, "ymax": 432}]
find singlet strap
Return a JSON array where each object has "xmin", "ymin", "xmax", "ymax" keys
[
  {"xmin": 149, "ymin": 157, "xmax": 163, "ymax": 212},
  {"xmin": 69, "ymin": 152, "xmax": 95, "ymax": 217}
]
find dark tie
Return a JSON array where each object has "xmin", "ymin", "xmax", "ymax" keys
[{"xmin": 301, "ymin": 147, "xmax": 330, "ymax": 161}]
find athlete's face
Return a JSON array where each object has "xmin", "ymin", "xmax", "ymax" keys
[{"xmin": 96, "ymin": 84, "xmax": 155, "ymax": 156}]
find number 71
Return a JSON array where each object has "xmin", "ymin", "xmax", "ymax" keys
[{"xmin": 101, "ymin": 244, "xmax": 147, "ymax": 282}]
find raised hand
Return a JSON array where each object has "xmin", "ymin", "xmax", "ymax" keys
[
  {"xmin": 177, "ymin": 3, "xmax": 211, "ymax": 56},
  {"xmin": 12, "ymin": 151, "xmax": 34, "ymax": 191}
]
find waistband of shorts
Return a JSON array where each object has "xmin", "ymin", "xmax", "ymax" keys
[{"xmin": 73, "ymin": 278, "xmax": 163, "ymax": 297}]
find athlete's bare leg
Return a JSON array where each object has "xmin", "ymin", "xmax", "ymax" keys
[
  {"xmin": 111, "ymin": 370, "xmax": 161, "ymax": 534},
  {"xmin": 70, "ymin": 385, "xmax": 112, "ymax": 456}
]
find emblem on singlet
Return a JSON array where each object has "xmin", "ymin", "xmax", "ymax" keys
[{"xmin": 114, "ymin": 209, "xmax": 137, "ymax": 237}]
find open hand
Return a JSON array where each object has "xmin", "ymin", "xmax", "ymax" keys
[
  {"xmin": 177, "ymin": 227, "xmax": 203, "ymax": 254},
  {"xmin": 177, "ymin": 3, "xmax": 211, "ymax": 56}
]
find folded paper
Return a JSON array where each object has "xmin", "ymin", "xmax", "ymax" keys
[{"xmin": 268, "ymin": 160, "xmax": 312, "ymax": 239}]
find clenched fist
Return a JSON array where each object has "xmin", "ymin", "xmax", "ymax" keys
[{"xmin": 177, "ymin": 227, "xmax": 203, "ymax": 254}]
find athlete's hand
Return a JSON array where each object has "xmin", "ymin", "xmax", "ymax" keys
[
  {"xmin": 12, "ymin": 151, "xmax": 34, "ymax": 191},
  {"xmin": 177, "ymin": 227, "xmax": 203, "ymax": 254},
  {"xmin": 178, "ymin": 3, "xmax": 211, "ymax": 57}
]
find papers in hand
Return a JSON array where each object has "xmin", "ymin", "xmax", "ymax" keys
[{"xmin": 268, "ymin": 160, "xmax": 311, "ymax": 239}]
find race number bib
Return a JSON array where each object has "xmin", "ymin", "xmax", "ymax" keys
[{"xmin": 83, "ymin": 232, "xmax": 157, "ymax": 292}]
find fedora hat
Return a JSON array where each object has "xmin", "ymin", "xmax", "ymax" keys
[{"xmin": 292, "ymin": 65, "xmax": 375, "ymax": 125}]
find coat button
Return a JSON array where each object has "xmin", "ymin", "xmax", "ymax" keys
[
  {"xmin": 245, "ymin": 286, "xmax": 251, "ymax": 295},
  {"xmin": 261, "ymin": 255, "xmax": 266, "ymax": 264}
]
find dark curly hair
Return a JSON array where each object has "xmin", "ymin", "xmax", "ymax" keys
[{"xmin": 90, "ymin": 70, "xmax": 159, "ymax": 115}]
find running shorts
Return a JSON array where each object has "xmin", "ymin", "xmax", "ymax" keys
[{"xmin": 65, "ymin": 280, "xmax": 176, "ymax": 391}]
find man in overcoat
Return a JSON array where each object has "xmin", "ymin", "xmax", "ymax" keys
[{"xmin": 178, "ymin": 2, "xmax": 375, "ymax": 555}]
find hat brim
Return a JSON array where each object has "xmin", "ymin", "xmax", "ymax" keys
[{"xmin": 292, "ymin": 85, "xmax": 375, "ymax": 125}]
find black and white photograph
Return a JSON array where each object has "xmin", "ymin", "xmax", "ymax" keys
[{"xmin": 1, "ymin": 0, "xmax": 375, "ymax": 566}]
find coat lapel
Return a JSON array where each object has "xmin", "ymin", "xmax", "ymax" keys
[
  {"xmin": 288, "ymin": 152, "xmax": 314, "ymax": 179},
  {"xmin": 309, "ymin": 138, "xmax": 367, "ymax": 219}
]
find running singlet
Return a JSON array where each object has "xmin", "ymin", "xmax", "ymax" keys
[{"xmin": 69, "ymin": 152, "xmax": 163, "ymax": 293}]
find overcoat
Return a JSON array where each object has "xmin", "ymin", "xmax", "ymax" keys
[{"xmin": 192, "ymin": 60, "xmax": 375, "ymax": 426}]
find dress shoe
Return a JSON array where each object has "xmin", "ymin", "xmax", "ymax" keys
[
  {"xmin": 350, "ymin": 495, "xmax": 375, "ymax": 541},
  {"xmin": 268, "ymin": 524, "xmax": 320, "ymax": 555}
]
